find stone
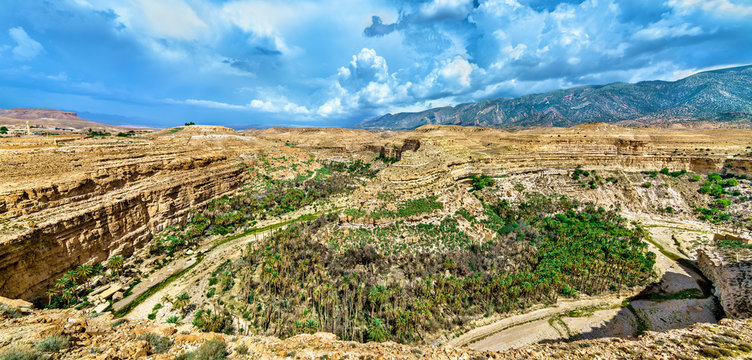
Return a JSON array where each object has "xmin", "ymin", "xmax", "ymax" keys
[
  {"xmin": 97, "ymin": 285, "xmax": 123, "ymax": 301},
  {"xmin": 697, "ymin": 246, "xmax": 752, "ymax": 318},
  {"xmin": 0, "ymin": 296, "xmax": 33, "ymax": 309},
  {"xmin": 92, "ymin": 303, "xmax": 109, "ymax": 314},
  {"xmin": 111, "ymin": 291, "xmax": 123, "ymax": 302}
]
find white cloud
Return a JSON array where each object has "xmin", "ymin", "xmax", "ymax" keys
[
  {"xmin": 183, "ymin": 99, "xmax": 246, "ymax": 110},
  {"xmin": 139, "ymin": 0, "xmax": 207, "ymax": 40},
  {"xmin": 8, "ymin": 27, "xmax": 43, "ymax": 60},
  {"xmin": 418, "ymin": 0, "xmax": 474, "ymax": 21},
  {"xmin": 250, "ymin": 98, "xmax": 310, "ymax": 115},
  {"xmin": 317, "ymin": 98, "xmax": 344, "ymax": 117},
  {"xmin": 439, "ymin": 57, "xmax": 473, "ymax": 88},
  {"xmin": 633, "ymin": 20, "xmax": 703, "ymax": 41},
  {"xmin": 668, "ymin": 0, "xmax": 752, "ymax": 17}
]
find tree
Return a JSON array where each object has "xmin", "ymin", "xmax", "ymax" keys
[
  {"xmin": 0, "ymin": 126, "xmax": 7, "ymax": 134},
  {"xmin": 185, "ymin": 122, "xmax": 195, "ymax": 126},
  {"xmin": 172, "ymin": 293, "xmax": 190, "ymax": 316},
  {"xmin": 108, "ymin": 255, "xmax": 124, "ymax": 276},
  {"xmin": 76, "ymin": 264, "xmax": 94, "ymax": 280}
]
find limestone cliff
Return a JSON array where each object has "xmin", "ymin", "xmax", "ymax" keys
[{"xmin": 697, "ymin": 246, "xmax": 752, "ymax": 319}]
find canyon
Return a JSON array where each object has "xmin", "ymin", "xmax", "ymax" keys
[{"xmin": 1, "ymin": 122, "xmax": 752, "ymax": 359}]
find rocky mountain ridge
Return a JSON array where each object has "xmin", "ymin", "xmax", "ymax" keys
[{"xmin": 360, "ymin": 65, "xmax": 752, "ymax": 130}]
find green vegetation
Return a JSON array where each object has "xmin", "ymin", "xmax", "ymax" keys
[
  {"xmin": 232, "ymin": 193, "xmax": 654, "ymax": 344},
  {"xmin": 469, "ymin": 175, "xmax": 495, "ymax": 191},
  {"xmin": 0, "ymin": 126, "xmax": 7, "ymax": 134},
  {"xmin": 659, "ymin": 168, "xmax": 687, "ymax": 178},
  {"xmin": 176, "ymin": 339, "xmax": 227, "ymax": 360},
  {"xmin": 149, "ymin": 161, "xmax": 372, "ymax": 256},
  {"xmin": 192, "ymin": 309, "xmax": 233, "ymax": 334},
  {"xmin": 571, "ymin": 168, "xmax": 589, "ymax": 180},
  {"xmin": 137, "ymin": 333, "xmax": 172, "ymax": 354},
  {"xmin": 715, "ymin": 238, "xmax": 752, "ymax": 250},
  {"xmin": 694, "ymin": 172, "xmax": 746, "ymax": 223},
  {"xmin": 116, "ymin": 130, "xmax": 136, "ymax": 137},
  {"xmin": 343, "ymin": 196, "xmax": 443, "ymax": 220},
  {"xmin": 376, "ymin": 152, "xmax": 399, "ymax": 164},
  {"xmin": 0, "ymin": 347, "xmax": 44, "ymax": 360},
  {"xmin": 34, "ymin": 336, "xmax": 70, "ymax": 353},
  {"xmin": 0, "ymin": 305, "xmax": 21, "ymax": 319},
  {"xmin": 87, "ymin": 129, "xmax": 110, "ymax": 137},
  {"xmin": 46, "ymin": 264, "xmax": 105, "ymax": 308},
  {"xmin": 185, "ymin": 122, "xmax": 195, "ymax": 126}
]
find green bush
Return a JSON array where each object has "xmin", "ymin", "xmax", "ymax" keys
[
  {"xmin": 642, "ymin": 182, "xmax": 652, "ymax": 188},
  {"xmin": 137, "ymin": 333, "xmax": 172, "ymax": 354},
  {"xmin": 469, "ymin": 175, "xmax": 495, "ymax": 191},
  {"xmin": 690, "ymin": 174, "xmax": 702, "ymax": 182},
  {"xmin": 176, "ymin": 339, "xmax": 227, "ymax": 360},
  {"xmin": 235, "ymin": 345, "xmax": 248, "ymax": 355},
  {"xmin": 34, "ymin": 335, "xmax": 70, "ymax": 353},
  {"xmin": 0, "ymin": 347, "xmax": 44, "ymax": 360}
]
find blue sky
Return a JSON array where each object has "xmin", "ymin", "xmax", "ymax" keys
[{"xmin": 0, "ymin": 0, "xmax": 751, "ymax": 128}]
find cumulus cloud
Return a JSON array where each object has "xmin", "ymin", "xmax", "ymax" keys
[
  {"xmin": 8, "ymin": 27, "xmax": 43, "ymax": 60},
  {"xmin": 1, "ymin": 0, "xmax": 751, "ymax": 127}
]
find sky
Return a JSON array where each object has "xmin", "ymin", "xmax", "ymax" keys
[{"xmin": 0, "ymin": 0, "xmax": 751, "ymax": 129}]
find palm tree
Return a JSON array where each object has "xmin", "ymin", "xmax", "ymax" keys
[
  {"xmin": 47, "ymin": 289, "xmax": 57, "ymax": 307},
  {"xmin": 54, "ymin": 277, "xmax": 69, "ymax": 290},
  {"xmin": 76, "ymin": 264, "xmax": 94, "ymax": 280},
  {"xmin": 172, "ymin": 293, "xmax": 190, "ymax": 316},
  {"xmin": 108, "ymin": 255, "xmax": 124, "ymax": 276},
  {"xmin": 65, "ymin": 270, "xmax": 80, "ymax": 284},
  {"xmin": 62, "ymin": 290, "xmax": 74, "ymax": 307}
]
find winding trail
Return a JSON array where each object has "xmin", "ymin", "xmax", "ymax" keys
[{"xmin": 115, "ymin": 206, "xmax": 339, "ymax": 319}]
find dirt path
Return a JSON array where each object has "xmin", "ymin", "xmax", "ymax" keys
[
  {"xmin": 452, "ymin": 221, "xmax": 717, "ymax": 351},
  {"xmin": 447, "ymin": 295, "xmax": 625, "ymax": 348},
  {"xmin": 126, "ymin": 225, "xmax": 278, "ymax": 320}
]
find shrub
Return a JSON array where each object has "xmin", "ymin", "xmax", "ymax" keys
[
  {"xmin": 0, "ymin": 347, "xmax": 44, "ymax": 360},
  {"xmin": 690, "ymin": 174, "xmax": 702, "ymax": 182},
  {"xmin": 176, "ymin": 339, "xmax": 227, "ymax": 360},
  {"xmin": 235, "ymin": 345, "xmax": 248, "ymax": 355},
  {"xmin": 469, "ymin": 175, "xmax": 495, "ymax": 191},
  {"xmin": 34, "ymin": 335, "xmax": 70, "ymax": 353},
  {"xmin": 137, "ymin": 333, "xmax": 172, "ymax": 354},
  {"xmin": 713, "ymin": 198, "xmax": 731, "ymax": 209},
  {"xmin": 642, "ymin": 182, "xmax": 653, "ymax": 188},
  {"xmin": 166, "ymin": 316, "xmax": 181, "ymax": 324},
  {"xmin": 0, "ymin": 305, "xmax": 21, "ymax": 319}
]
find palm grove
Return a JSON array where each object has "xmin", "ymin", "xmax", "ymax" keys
[{"xmin": 224, "ymin": 193, "xmax": 656, "ymax": 344}]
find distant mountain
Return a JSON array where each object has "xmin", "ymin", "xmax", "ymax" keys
[
  {"xmin": 0, "ymin": 108, "xmax": 147, "ymax": 133},
  {"xmin": 359, "ymin": 65, "xmax": 752, "ymax": 130}
]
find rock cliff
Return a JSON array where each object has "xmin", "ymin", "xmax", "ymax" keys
[
  {"xmin": 0, "ymin": 130, "xmax": 260, "ymax": 301},
  {"xmin": 697, "ymin": 246, "xmax": 752, "ymax": 318}
]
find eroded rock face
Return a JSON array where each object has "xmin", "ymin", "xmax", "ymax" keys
[
  {"xmin": 0, "ymin": 134, "xmax": 259, "ymax": 301},
  {"xmin": 697, "ymin": 246, "xmax": 752, "ymax": 318}
]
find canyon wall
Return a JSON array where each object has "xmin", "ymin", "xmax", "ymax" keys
[
  {"xmin": 0, "ymin": 130, "xmax": 259, "ymax": 301},
  {"xmin": 697, "ymin": 247, "xmax": 752, "ymax": 319}
]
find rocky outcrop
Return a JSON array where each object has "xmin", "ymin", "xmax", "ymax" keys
[
  {"xmin": 697, "ymin": 246, "xmax": 752, "ymax": 318},
  {"xmin": 2, "ymin": 308, "xmax": 752, "ymax": 359},
  {"xmin": 0, "ymin": 162, "xmax": 250, "ymax": 301}
]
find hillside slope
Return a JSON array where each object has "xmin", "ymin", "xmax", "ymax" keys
[
  {"xmin": 360, "ymin": 65, "xmax": 752, "ymax": 130},
  {"xmin": 0, "ymin": 108, "xmax": 143, "ymax": 133}
]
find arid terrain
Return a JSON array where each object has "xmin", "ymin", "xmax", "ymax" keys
[{"xmin": 1, "ymin": 119, "xmax": 752, "ymax": 359}]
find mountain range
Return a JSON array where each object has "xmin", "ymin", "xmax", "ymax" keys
[{"xmin": 359, "ymin": 65, "xmax": 752, "ymax": 130}]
